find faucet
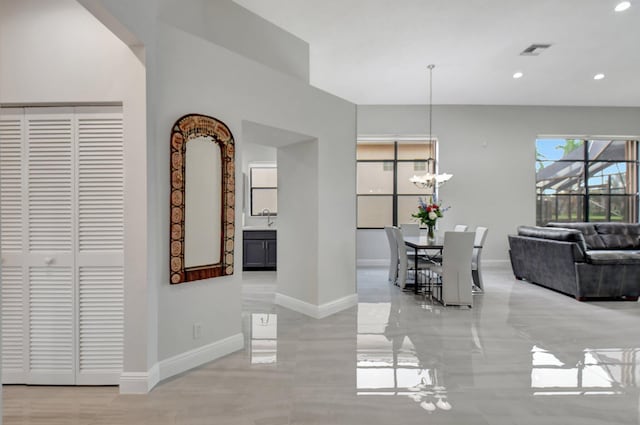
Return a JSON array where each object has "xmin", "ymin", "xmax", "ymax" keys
[{"xmin": 261, "ymin": 208, "xmax": 274, "ymax": 227}]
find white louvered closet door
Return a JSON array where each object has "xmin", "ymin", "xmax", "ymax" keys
[
  {"xmin": 0, "ymin": 108, "xmax": 27, "ymax": 383},
  {"xmin": 25, "ymin": 107, "xmax": 76, "ymax": 385},
  {"xmin": 74, "ymin": 107, "xmax": 124, "ymax": 385},
  {"xmin": 0, "ymin": 106, "xmax": 124, "ymax": 386}
]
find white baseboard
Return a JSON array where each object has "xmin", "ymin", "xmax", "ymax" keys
[
  {"xmin": 158, "ymin": 333, "xmax": 244, "ymax": 382},
  {"xmin": 275, "ymin": 292, "xmax": 358, "ymax": 319},
  {"xmin": 317, "ymin": 293, "xmax": 359, "ymax": 318},
  {"xmin": 357, "ymin": 259, "xmax": 388, "ymax": 267},
  {"xmin": 482, "ymin": 260, "xmax": 511, "ymax": 267},
  {"xmin": 119, "ymin": 363, "xmax": 159, "ymax": 394},
  {"xmin": 119, "ymin": 333, "xmax": 243, "ymax": 394}
]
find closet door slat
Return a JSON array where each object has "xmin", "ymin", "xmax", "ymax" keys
[{"xmin": 27, "ymin": 113, "xmax": 73, "ymax": 252}]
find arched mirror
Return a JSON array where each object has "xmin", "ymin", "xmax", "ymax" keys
[{"xmin": 170, "ymin": 114, "xmax": 235, "ymax": 284}]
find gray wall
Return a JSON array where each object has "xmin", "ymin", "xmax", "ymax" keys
[
  {"xmin": 277, "ymin": 140, "xmax": 319, "ymax": 304},
  {"xmin": 155, "ymin": 20, "xmax": 355, "ymax": 359},
  {"xmin": 357, "ymin": 105, "xmax": 640, "ymax": 263},
  {"xmin": 77, "ymin": 0, "xmax": 355, "ymax": 363},
  {"xmin": 158, "ymin": 0, "xmax": 310, "ymax": 82}
]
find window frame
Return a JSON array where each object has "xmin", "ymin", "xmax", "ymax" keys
[
  {"xmin": 356, "ymin": 140, "xmax": 438, "ymax": 229},
  {"xmin": 535, "ymin": 138, "xmax": 639, "ymax": 225},
  {"xmin": 249, "ymin": 165, "xmax": 278, "ymax": 217}
]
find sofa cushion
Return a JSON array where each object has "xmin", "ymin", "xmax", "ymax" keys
[
  {"xmin": 546, "ymin": 222, "xmax": 607, "ymax": 250},
  {"xmin": 517, "ymin": 225, "xmax": 587, "ymax": 254},
  {"xmin": 585, "ymin": 250, "xmax": 640, "ymax": 265},
  {"xmin": 594, "ymin": 223, "xmax": 640, "ymax": 250}
]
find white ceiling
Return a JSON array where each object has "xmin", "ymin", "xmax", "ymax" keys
[{"xmin": 233, "ymin": 0, "xmax": 640, "ymax": 106}]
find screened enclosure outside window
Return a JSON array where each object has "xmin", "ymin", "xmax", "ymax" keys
[
  {"xmin": 357, "ymin": 141, "xmax": 436, "ymax": 228},
  {"xmin": 250, "ymin": 166, "xmax": 277, "ymax": 216},
  {"xmin": 536, "ymin": 139, "xmax": 639, "ymax": 226}
]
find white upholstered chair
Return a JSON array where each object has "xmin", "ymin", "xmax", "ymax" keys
[
  {"xmin": 426, "ymin": 231, "xmax": 475, "ymax": 307},
  {"xmin": 400, "ymin": 222, "xmax": 420, "ymax": 237},
  {"xmin": 392, "ymin": 226, "xmax": 429, "ymax": 289},
  {"xmin": 384, "ymin": 226, "xmax": 399, "ymax": 283},
  {"xmin": 428, "ymin": 224, "xmax": 468, "ymax": 264},
  {"xmin": 471, "ymin": 226, "xmax": 489, "ymax": 292},
  {"xmin": 400, "ymin": 222, "xmax": 422, "ymax": 256}
]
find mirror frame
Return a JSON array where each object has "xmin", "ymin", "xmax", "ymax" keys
[{"xmin": 170, "ymin": 114, "xmax": 235, "ymax": 284}]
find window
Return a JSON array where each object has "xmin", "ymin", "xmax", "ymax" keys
[
  {"xmin": 357, "ymin": 141, "xmax": 436, "ymax": 228},
  {"xmin": 250, "ymin": 313, "xmax": 277, "ymax": 364},
  {"xmin": 536, "ymin": 138, "xmax": 639, "ymax": 225},
  {"xmin": 250, "ymin": 166, "xmax": 277, "ymax": 216},
  {"xmin": 531, "ymin": 345, "xmax": 638, "ymax": 396}
]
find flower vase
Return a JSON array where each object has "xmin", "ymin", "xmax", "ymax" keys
[{"xmin": 427, "ymin": 224, "xmax": 435, "ymax": 242}]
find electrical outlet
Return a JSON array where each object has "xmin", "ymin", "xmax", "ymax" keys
[{"xmin": 193, "ymin": 322, "xmax": 202, "ymax": 340}]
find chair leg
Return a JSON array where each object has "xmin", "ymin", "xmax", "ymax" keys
[
  {"xmin": 389, "ymin": 258, "xmax": 399, "ymax": 284},
  {"xmin": 472, "ymin": 269, "xmax": 483, "ymax": 293}
]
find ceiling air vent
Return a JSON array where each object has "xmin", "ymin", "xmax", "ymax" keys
[{"xmin": 520, "ymin": 43, "xmax": 552, "ymax": 56}]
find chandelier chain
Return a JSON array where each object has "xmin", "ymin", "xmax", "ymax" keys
[{"xmin": 428, "ymin": 64, "xmax": 435, "ymax": 143}]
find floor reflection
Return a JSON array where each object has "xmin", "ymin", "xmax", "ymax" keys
[
  {"xmin": 532, "ymin": 345, "xmax": 639, "ymax": 396},
  {"xmin": 250, "ymin": 313, "xmax": 277, "ymax": 364},
  {"xmin": 356, "ymin": 300, "xmax": 458, "ymax": 413}
]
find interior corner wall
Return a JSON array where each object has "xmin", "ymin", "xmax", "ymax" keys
[
  {"xmin": 158, "ymin": 0, "xmax": 310, "ymax": 83},
  {"xmin": 357, "ymin": 104, "xmax": 640, "ymax": 263},
  {"xmin": 317, "ymin": 131, "xmax": 357, "ymax": 304},
  {"xmin": 154, "ymin": 21, "xmax": 355, "ymax": 359},
  {"xmin": 277, "ymin": 139, "xmax": 319, "ymax": 305}
]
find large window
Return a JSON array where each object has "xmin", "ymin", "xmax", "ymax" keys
[
  {"xmin": 357, "ymin": 141, "xmax": 436, "ymax": 228},
  {"xmin": 536, "ymin": 138, "xmax": 639, "ymax": 225}
]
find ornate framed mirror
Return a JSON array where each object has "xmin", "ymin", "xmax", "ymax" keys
[{"xmin": 170, "ymin": 114, "xmax": 235, "ymax": 284}]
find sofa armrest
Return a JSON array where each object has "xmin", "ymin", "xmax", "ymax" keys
[
  {"xmin": 518, "ymin": 225, "xmax": 587, "ymax": 254},
  {"xmin": 508, "ymin": 235, "xmax": 583, "ymax": 296},
  {"xmin": 585, "ymin": 250, "xmax": 640, "ymax": 265}
]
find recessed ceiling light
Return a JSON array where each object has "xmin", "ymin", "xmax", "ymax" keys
[
  {"xmin": 513, "ymin": 72, "xmax": 524, "ymax": 79},
  {"xmin": 594, "ymin": 73, "xmax": 605, "ymax": 80},
  {"xmin": 615, "ymin": 1, "xmax": 631, "ymax": 11}
]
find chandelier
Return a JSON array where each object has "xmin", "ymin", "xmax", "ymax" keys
[
  {"xmin": 410, "ymin": 64, "xmax": 452, "ymax": 190},
  {"xmin": 410, "ymin": 172, "xmax": 453, "ymax": 189}
]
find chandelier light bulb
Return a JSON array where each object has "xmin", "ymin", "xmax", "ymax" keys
[
  {"xmin": 615, "ymin": 1, "xmax": 631, "ymax": 12},
  {"xmin": 593, "ymin": 73, "xmax": 605, "ymax": 80},
  {"xmin": 513, "ymin": 71, "xmax": 524, "ymax": 79}
]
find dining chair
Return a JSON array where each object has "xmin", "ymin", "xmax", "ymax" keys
[
  {"xmin": 384, "ymin": 226, "xmax": 399, "ymax": 283},
  {"xmin": 427, "ymin": 224, "xmax": 468, "ymax": 264},
  {"xmin": 426, "ymin": 231, "xmax": 475, "ymax": 307},
  {"xmin": 392, "ymin": 226, "xmax": 429, "ymax": 290},
  {"xmin": 400, "ymin": 222, "xmax": 420, "ymax": 237},
  {"xmin": 471, "ymin": 226, "xmax": 489, "ymax": 292},
  {"xmin": 399, "ymin": 222, "xmax": 423, "ymax": 256}
]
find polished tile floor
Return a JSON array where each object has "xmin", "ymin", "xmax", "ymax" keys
[{"xmin": 4, "ymin": 265, "xmax": 640, "ymax": 424}]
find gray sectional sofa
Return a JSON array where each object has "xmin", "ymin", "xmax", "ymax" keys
[{"xmin": 508, "ymin": 222, "xmax": 640, "ymax": 301}]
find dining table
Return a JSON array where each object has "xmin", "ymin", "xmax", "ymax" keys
[
  {"xmin": 403, "ymin": 235, "xmax": 445, "ymax": 294},
  {"xmin": 404, "ymin": 235, "xmax": 481, "ymax": 295}
]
